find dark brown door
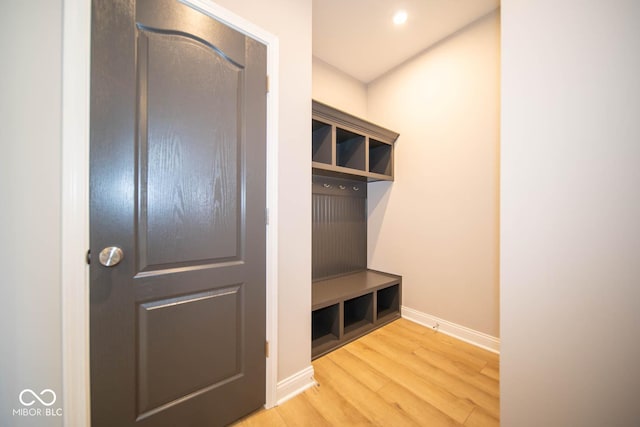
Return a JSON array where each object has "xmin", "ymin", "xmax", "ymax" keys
[{"xmin": 89, "ymin": 0, "xmax": 267, "ymax": 425}]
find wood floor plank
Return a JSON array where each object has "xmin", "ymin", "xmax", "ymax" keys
[
  {"xmin": 302, "ymin": 377, "xmax": 372, "ymax": 426},
  {"xmin": 375, "ymin": 326, "xmax": 489, "ymax": 376},
  {"xmin": 275, "ymin": 392, "xmax": 332, "ymax": 427},
  {"xmin": 369, "ymin": 325, "xmax": 422, "ymax": 353},
  {"xmin": 429, "ymin": 330, "xmax": 499, "ymax": 366},
  {"xmin": 464, "ymin": 407, "xmax": 500, "ymax": 427},
  {"xmin": 314, "ymin": 356, "xmax": 421, "ymax": 426},
  {"xmin": 379, "ymin": 321, "xmax": 490, "ymax": 372},
  {"xmin": 231, "ymin": 407, "xmax": 287, "ymax": 427},
  {"xmin": 326, "ymin": 346, "xmax": 390, "ymax": 392},
  {"xmin": 236, "ymin": 319, "xmax": 500, "ymax": 426},
  {"xmin": 377, "ymin": 381, "xmax": 463, "ymax": 427},
  {"xmin": 344, "ymin": 340, "xmax": 476, "ymax": 424},
  {"xmin": 391, "ymin": 317, "xmax": 430, "ymax": 335},
  {"xmin": 413, "ymin": 347, "xmax": 499, "ymax": 398},
  {"xmin": 480, "ymin": 365, "xmax": 500, "ymax": 381},
  {"xmin": 360, "ymin": 334, "xmax": 499, "ymax": 420},
  {"xmin": 483, "ymin": 356, "xmax": 500, "ymax": 373}
]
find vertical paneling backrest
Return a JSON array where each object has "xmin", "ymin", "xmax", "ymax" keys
[{"xmin": 312, "ymin": 175, "xmax": 367, "ymax": 281}]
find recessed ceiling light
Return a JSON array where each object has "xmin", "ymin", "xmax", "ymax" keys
[{"xmin": 393, "ymin": 10, "xmax": 408, "ymax": 25}]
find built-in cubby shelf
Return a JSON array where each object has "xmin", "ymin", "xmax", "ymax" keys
[
  {"xmin": 311, "ymin": 270, "xmax": 402, "ymax": 359},
  {"xmin": 376, "ymin": 283, "xmax": 400, "ymax": 322},
  {"xmin": 311, "ymin": 303, "xmax": 340, "ymax": 356},
  {"xmin": 344, "ymin": 293, "xmax": 373, "ymax": 336},
  {"xmin": 336, "ymin": 128, "xmax": 366, "ymax": 171},
  {"xmin": 312, "ymin": 100, "xmax": 399, "ymax": 181},
  {"xmin": 369, "ymin": 138, "xmax": 393, "ymax": 176},
  {"xmin": 312, "ymin": 119, "xmax": 332, "ymax": 165},
  {"xmin": 310, "ymin": 101, "xmax": 401, "ymax": 359}
]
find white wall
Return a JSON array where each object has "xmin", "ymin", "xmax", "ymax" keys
[
  {"xmin": 501, "ymin": 1, "xmax": 640, "ymax": 425},
  {"xmin": 312, "ymin": 56, "xmax": 368, "ymax": 118},
  {"xmin": 0, "ymin": 1, "xmax": 63, "ymax": 426},
  {"xmin": 367, "ymin": 11, "xmax": 500, "ymax": 338}
]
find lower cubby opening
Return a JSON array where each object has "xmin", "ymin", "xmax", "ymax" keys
[
  {"xmin": 343, "ymin": 293, "xmax": 373, "ymax": 336},
  {"xmin": 312, "ymin": 304, "xmax": 339, "ymax": 348},
  {"xmin": 376, "ymin": 284, "xmax": 400, "ymax": 321}
]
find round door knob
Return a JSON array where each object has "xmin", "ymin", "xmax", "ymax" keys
[{"xmin": 99, "ymin": 246, "xmax": 124, "ymax": 267}]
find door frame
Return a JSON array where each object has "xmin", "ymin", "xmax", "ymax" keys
[{"xmin": 61, "ymin": 1, "xmax": 280, "ymax": 424}]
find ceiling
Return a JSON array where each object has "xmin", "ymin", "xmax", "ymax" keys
[{"xmin": 313, "ymin": 0, "xmax": 500, "ymax": 83}]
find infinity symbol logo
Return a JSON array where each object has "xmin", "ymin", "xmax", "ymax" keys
[{"xmin": 19, "ymin": 389, "xmax": 57, "ymax": 407}]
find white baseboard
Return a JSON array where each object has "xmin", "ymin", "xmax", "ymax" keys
[
  {"xmin": 275, "ymin": 365, "xmax": 316, "ymax": 406},
  {"xmin": 401, "ymin": 306, "xmax": 500, "ymax": 354}
]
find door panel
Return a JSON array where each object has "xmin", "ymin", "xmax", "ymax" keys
[
  {"xmin": 139, "ymin": 29, "xmax": 242, "ymax": 270},
  {"xmin": 90, "ymin": 0, "xmax": 267, "ymax": 425},
  {"xmin": 137, "ymin": 285, "xmax": 242, "ymax": 417}
]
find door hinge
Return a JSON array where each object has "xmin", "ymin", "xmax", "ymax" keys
[
  {"xmin": 265, "ymin": 340, "xmax": 270, "ymax": 358},
  {"xmin": 266, "ymin": 75, "xmax": 270, "ymax": 93},
  {"xmin": 86, "ymin": 249, "xmax": 91, "ymax": 265}
]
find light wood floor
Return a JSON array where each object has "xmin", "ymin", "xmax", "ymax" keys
[{"xmin": 233, "ymin": 318, "xmax": 500, "ymax": 426}]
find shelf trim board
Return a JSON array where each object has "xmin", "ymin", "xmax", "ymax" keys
[
  {"xmin": 311, "ymin": 334, "xmax": 339, "ymax": 348},
  {"xmin": 312, "ymin": 163, "xmax": 393, "ymax": 182},
  {"xmin": 311, "ymin": 338, "xmax": 339, "ymax": 358},
  {"xmin": 312, "ymin": 270, "xmax": 401, "ymax": 311},
  {"xmin": 343, "ymin": 320, "xmax": 374, "ymax": 339},
  {"xmin": 377, "ymin": 311, "xmax": 401, "ymax": 325},
  {"xmin": 312, "ymin": 100, "xmax": 399, "ymax": 143},
  {"xmin": 311, "ymin": 333, "xmax": 339, "ymax": 350}
]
